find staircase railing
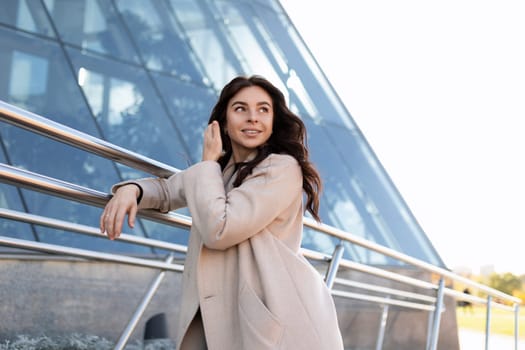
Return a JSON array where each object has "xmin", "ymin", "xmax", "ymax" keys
[{"xmin": 0, "ymin": 100, "xmax": 521, "ymax": 350}]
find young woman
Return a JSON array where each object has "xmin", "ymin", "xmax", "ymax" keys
[{"xmin": 100, "ymin": 76, "xmax": 344, "ymax": 349}]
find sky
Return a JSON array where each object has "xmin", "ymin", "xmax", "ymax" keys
[{"xmin": 281, "ymin": 0, "xmax": 525, "ymax": 275}]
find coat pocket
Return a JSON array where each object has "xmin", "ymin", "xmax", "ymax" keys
[{"xmin": 239, "ymin": 283, "xmax": 284, "ymax": 349}]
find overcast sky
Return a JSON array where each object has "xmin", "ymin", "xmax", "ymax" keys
[{"xmin": 281, "ymin": 0, "xmax": 525, "ymax": 275}]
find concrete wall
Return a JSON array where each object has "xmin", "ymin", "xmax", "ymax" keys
[
  {"xmin": 0, "ymin": 256, "xmax": 459, "ymax": 349},
  {"xmin": 332, "ymin": 266, "xmax": 460, "ymax": 350},
  {"xmin": 0, "ymin": 256, "xmax": 183, "ymax": 343}
]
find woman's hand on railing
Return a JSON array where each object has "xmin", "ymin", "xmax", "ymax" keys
[{"xmin": 100, "ymin": 184, "xmax": 140, "ymax": 240}]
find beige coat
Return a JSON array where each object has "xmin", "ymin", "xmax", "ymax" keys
[{"xmin": 121, "ymin": 154, "xmax": 344, "ymax": 349}]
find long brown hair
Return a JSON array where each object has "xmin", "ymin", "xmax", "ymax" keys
[{"xmin": 208, "ymin": 75, "xmax": 322, "ymax": 222}]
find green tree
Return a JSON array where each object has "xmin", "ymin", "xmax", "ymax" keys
[{"xmin": 487, "ymin": 272, "xmax": 522, "ymax": 295}]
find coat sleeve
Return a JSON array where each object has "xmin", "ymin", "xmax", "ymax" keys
[
  {"xmin": 111, "ymin": 171, "xmax": 188, "ymax": 212},
  {"xmin": 184, "ymin": 154, "xmax": 303, "ymax": 250}
]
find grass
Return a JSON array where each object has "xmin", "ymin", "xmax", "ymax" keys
[{"xmin": 456, "ymin": 305, "xmax": 525, "ymax": 338}]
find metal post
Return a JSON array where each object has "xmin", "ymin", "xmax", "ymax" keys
[
  {"xmin": 425, "ymin": 308, "xmax": 434, "ymax": 349},
  {"xmin": 375, "ymin": 297, "xmax": 390, "ymax": 350},
  {"xmin": 514, "ymin": 303, "xmax": 520, "ymax": 350},
  {"xmin": 427, "ymin": 277, "xmax": 445, "ymax": 350},
  {"xmin": 324, "ymin": 243, "xmax": 344, "ymax": 289},
  {"xmin": 114, "ymin": 254, "xmax": 175, "ymax": 350},
  {"xmin": 484, "ymin": 295, "xmax": 492, "ymax": 350}
]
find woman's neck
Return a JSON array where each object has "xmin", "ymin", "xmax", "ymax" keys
[{"xmin": 232, "ymin": 149, "xmax": 258, "ymax": 163}]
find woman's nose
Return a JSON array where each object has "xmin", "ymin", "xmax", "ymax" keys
[{"xmin": 247, "ymin": 111, "xmax": 258, "ymax": 122}]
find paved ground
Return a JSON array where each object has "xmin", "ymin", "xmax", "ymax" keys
[{"xmin": 458, "ymin": 329, "xmax": 524, "ymax": 349}]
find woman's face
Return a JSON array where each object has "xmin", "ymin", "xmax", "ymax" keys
[{"xmin": 225, "ymin": 85, "xmax": 274, "ymax": 162}]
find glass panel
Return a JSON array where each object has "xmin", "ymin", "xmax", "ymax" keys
[
  {"xmin": 323, "ymin": 124, "xmax": 442, "ymax": 264},
  {"xmin": 214, "ymin": 2, "xmax": 288, "ymax": 94},
  {"xmin": 0, "ymin": 27, "xmax": 97, "ymax": 134},
  {"xmin": 0, "ymin": 0, "xmax": 443, "ymax": 265},
  {"xmin": 43, "ymin": 0, "xmax": 140, "ymax": 64},
  {"xmin": 9, "ymin": 50, "xmax": 49, "ymax": 100},
  {"xmin": 35, "ymin": 225, "xmax": 151, "ymax": 254},
  {"xmin": 141, "ymin": 220, "xmax": 189, "ymax": 248},
  {"xmin": 1, "ymin": 125, "xmax": 117, "ymax": 187},
  {"xmin": 0, "ymin": 142, "xmax": 36, "ymax": 241},
  {"xmin": 0, "ymin": 214, "xmax": 36, "ymax": 242},
  {"xmin": 304, "ymin": 119, "xmax": 394, "ymax": 265},
  {"xmin": 0, "ymin": 27, "xmax": 150, "ymax": 252},
  {"xmin": 19, "ymin": 190, "xmax": 150, "ymax": 254},
  {"xmin": 255, "ymin": 4, "xmax": 357, "ymax": 129},
  {"xmin": 152, "ymin": 72, "xmax": 217, "ymax": 164},
  {"xmin": 0, "ymin": 0, "xmax": 55, "ymax": 37},
  {"xmin": 115, "ymin": 0, "xmax": 205, "ymax": 83},
  {"xmin": 66, "ymin": 47, "xmax": 190, "ymax": 171},
  {"xmin": 0, "ymin": 28, "xmax": 119, "ymax": 187},
  {"xmin": 169, "ymin": 0, "xmax": 239, "ymax": 89},
  {"xmin": 286, "ymin": 69, "xmax": 318, "ymax": 119},
  {"xmin": 251, "ymin": 0, "xmax": 284, "ymax": 13},
  {"xmin": 0, "ymin": 126, "xmax": 147, "ymax": 251}
]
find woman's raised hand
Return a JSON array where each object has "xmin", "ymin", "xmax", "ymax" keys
[
  {"xmin": 202, "ymin": 121, "xmax": 223, "ymax": 161},
  {"xmin": 100, "ymin": 184, "xmax": 140, "ymax": 240}
]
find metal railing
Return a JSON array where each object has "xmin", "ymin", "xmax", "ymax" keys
[{"xmin": 0, "ymin": 100, "xmax": 521, "ymax": 350}]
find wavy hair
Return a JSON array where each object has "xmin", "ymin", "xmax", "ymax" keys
[{"xmin": 208, "ymin": 75, "xmax": 322, "ymax": 221}]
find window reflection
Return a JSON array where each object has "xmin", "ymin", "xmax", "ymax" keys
[
  {"xmin": 286, "ymin": 69, "xmax": 318, "ymax": 119},
  {"xmin": 0, "ymin": 28, "xmax": 132, "ymax": 251},
  {"xmin": 323, "ymin": 125, "xmax": 441, "ymax": 264},
  {"xmin": 0, "ymin": 27, "xmax": 98, "ymax": 134},
  {"xmin": 43, "ymin": 0, "xmax": 139, "ymax": 63},
  {"xmin": 66, "ymin": 47, "xmax": 190, "ymax": 170},
  {"xmin": 0, "ymin": 0, "xmax": 55, "ymax": 37},
  {"xmin": 152, "ymin": 73, "xmax": 217, "ymax": 163},
  {"xmin": 302, "ymin": 226, "xmax": 338, "ymax": 256},
  {"xmin": 169, "ymin": 0, "xmax": 239, "ymax": 89},
  {"xmin": 328, "ymin": 183, "xmax": 366, "ymax": 237},
  {"xmin": 303, "ymin": 118, "xmax": 393, "ymax": 264},
  {"xmin": 9, "ymin": 51, "xmax": 49, "ymax": 101},
  {"xmin": 0, "ymin": 160, "xmax": 37, "ymax": 242},
  {"xmin": 141, "ymin": 220, "xmax": 190, "ymax": 248},
  {"xmin": 214, "ymin": 2, "xmax": 287, "ymax": 93},
  {"xmin": 80, "ymin": 68, "xmax": 143, "ymax": 126},
  {"xmin": 115, "ymin": 0, "xmax": 204, "ymax": 82}
]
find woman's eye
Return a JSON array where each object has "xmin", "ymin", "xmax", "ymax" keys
[
  {"xmin": 259, "ymin": 107, "xmax": 269, "ymax": 113},
  {"xmin": 234, "ymin": 106, "xmax": 245, "ymax": 112}
]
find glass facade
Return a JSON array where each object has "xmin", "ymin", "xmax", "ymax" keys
[{"xmin": 0, "ymin": 0, "xmax": 444, "ymax": 266}]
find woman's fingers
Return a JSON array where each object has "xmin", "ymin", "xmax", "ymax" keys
[
  {"xmin": 210, "ymin": 120, "xmax": 219, "ymax": 138},
  {"xmin": 101, "ymin": 203, "xmax": 120, "ymax": 240},
  {"xmin": 99, "ymin": 207, "xmax": 106, "ymax": 234},
  {"xmin": 112, "ymin": 206, "xmax": 128, "ymax": 240},
  {"xmin": 202, "ymin": 121, "xmax": 223, "ymax": 161},
  {"xmin": 128, "ymin": 204, "xmax": 137, "ymax": 229},
  {"xmin": 99, "ymin": 185, "xmax": 139, "ymax": 240}
]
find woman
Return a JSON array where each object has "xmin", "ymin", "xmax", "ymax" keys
[{"xmin": 100, "ymin": 76, "xmax": 344, "ymax": 349}]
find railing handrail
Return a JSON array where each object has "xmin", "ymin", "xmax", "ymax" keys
[
  {"xmin": 0, "ymin": 207, "xmax": 187, "ymax": 254},
  {"xmin": 304, "ymin": 218, "xmax": 522, "ymax": 303},
  {"xmin": 0, "ymin": 100, "xmax": 178, "ymax": 178},
  {"xmin": 0, "ymin": 205, "xmax": 452, "ymax": 308},
  {"xmin": 0, "ymin": 100, "xmax": 521, "ymax": 306},
  {"xmin": 0, "ymin": 208, "xmax": 441, "ymax": 311},
  {"xmin": 1, "ymin": 162, "xmax": 520, "ymax": 307},
  {"xmin": 2, "ymin": 100, "xmax": 522, "ymax": 349},
  {"xmin": 0, "ymin": 235, "xmax": 183, "ymax": 272},
  {"xmin": 0, "ymin": 162, "xmax": 192, "ymax": 229}
]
